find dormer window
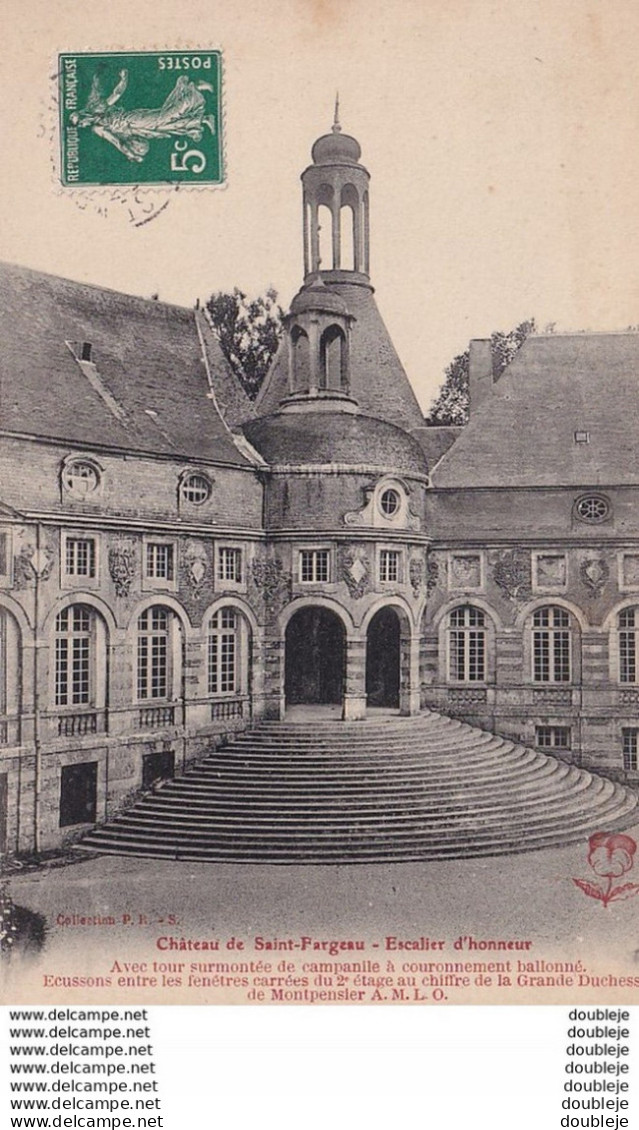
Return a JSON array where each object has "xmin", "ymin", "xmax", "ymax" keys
[
  {"xmin": 379, "ymin": 488, "xmax": 401, "ymax": 518},
  {"xmin": 67, "ymin": 341, "xmax": 94, "ymax": 363},
  {"xmin": 180, "ymin": 473, "xmax": 211, "ymax": 505},
  {"xmin": 319, "ymin": 324, "xmax": 348, "ymax": 390}
]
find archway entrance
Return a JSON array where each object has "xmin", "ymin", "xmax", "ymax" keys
[
  {"xmin": 366, "ymin": 607, "xmax": 401, "ymax": 709},
  {"xmin": 285, "ymin": 607, "xmax": 345, "ymax": 707}
]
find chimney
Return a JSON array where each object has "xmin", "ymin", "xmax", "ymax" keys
[{"xmin": 469, "ymin": 339, "xmax": 493, "ymax": 413}]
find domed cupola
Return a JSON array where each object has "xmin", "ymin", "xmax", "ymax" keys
[
  {"xmin": 302, "ymin": 98, "xmax": 371, "ymax": 282},
  {"xmin": 254, "ymin": 105, "xmax": 426, "ymax": 433},
  {"xmin": 311, "ymin": 131, "xmax": 362, "ymax": 167},
  {"xmin": 281, "ymin": 275, "xmax": 357, "ymax": 412}
]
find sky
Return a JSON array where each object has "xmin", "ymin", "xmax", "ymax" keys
[{"xmin": 2, "ymin": 0, "xmax": 639, "ymax": 411}]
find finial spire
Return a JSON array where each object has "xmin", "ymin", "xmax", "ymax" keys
[{"xmin": 332, "ymin": 92, "xmax": 341, "ymax": 133}]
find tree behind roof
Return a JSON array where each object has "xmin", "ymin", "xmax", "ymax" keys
[
  {"xmin": 425, "ymin": 318, "xmax": 538, "ymax": 426},
  {"xmin": 205, "ymin": 288, "xmax": 284, "ymax": 401}
]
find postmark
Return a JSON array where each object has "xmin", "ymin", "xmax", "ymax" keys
[{"xmin": 58, "ymin": 51, "xmax": 223, "ymax": 187}]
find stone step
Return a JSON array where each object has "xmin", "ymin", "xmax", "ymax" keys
[
  {"xmin": 147, "ymin": 759, "xmax": 565, "ymax": 804},
  {"xmin": 116, "ymin": 784, "xmax": 609, "ymax": 833},
  {"xmin": 112, "ymin": 766, "xmax": 592, "ymax": 817},
  {"xmin": 80, "ymin": 711, "xmax": 638, "ymax": 863},
  {"xmin": 165, "ymin": 751, "xmax": 553, "ymax": 790},
  {"xmin": 83, "ymin": 797, "xmax": 639, "ymax": 862},
  {"xmin": 213, "ymin": 735, "xmax": 510, "ymax": 760},
  {"xmin": 88, "ymin": 784, "xmax": 626, "ymax": 849}
]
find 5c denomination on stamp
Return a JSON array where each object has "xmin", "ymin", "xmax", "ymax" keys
[{"xmin": 58, "ymin": 51, "xmax": 223, "ymax": 187}]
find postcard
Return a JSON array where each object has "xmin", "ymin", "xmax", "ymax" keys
[{"xmin": 2, "ymin": 0, "xmax": 639, "ymax": 1007}]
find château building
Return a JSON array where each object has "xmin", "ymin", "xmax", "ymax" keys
[{"xmin": 1, "ymin": 115, "xmax": 638, "ymax": 856}]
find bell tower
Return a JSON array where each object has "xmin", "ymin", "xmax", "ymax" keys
[
  {"xmin": 254, "ymin": 108, "xmax": 426, "ymax": 432},
  {"xmin": 283, "ymin": 278, "xmax": 356, "ymax": 408},
  {"xmin": 302, "ymin": 99, "xmax": 371, "ymax": 281}
]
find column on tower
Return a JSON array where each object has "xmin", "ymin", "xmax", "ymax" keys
[{"xmin": 301, "ymin": 107, "xmax": 371, "ymax": 281}]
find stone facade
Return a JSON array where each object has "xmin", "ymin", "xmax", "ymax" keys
[{"xmin": 2, "ymin": 114, "xmax": 639, "ymax": 855}]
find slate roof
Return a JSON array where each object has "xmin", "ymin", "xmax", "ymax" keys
[
  {"xmin": 412, "ymin": 425, "xmax": 463, "ymax": 469},
  {"xmin": 255, "ymin": 281, "xmax": 425, "ymax": 433},
  {"xmin": 243, "ymin": 410, "xmax": 429, "ymax": 477},
  {"xmin": 432, "ymin": 333, "xmax": 639, "ymax": 488},
  {"xmin": 0, "ymin": 262, "xmax": 253, "ymax": 466}
]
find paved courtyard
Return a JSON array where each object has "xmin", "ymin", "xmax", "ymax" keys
[{"xmin": 5, "ymin": 823, "xmax": 639, "ymax": 1005}]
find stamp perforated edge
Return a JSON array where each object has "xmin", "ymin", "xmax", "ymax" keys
[{"xmin": 47, "ymin": 44, "xmax": 228, "ymax": 212}]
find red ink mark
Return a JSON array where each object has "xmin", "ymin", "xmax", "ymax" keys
[{"xmin": 573, "ymin": 832, "xmax": 639, "ymax": 908}]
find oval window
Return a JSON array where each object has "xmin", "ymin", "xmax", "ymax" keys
[
  {"xmin": 575, "ymin": 495, "xmax": 610, "ymax": 523},
  {"xmin": 379, "ymin": 488, "xmax": 401, "ymax": 518},
  {"xmin": 181, "ymin": 474, "xmax": 211, "ymax": 505}
]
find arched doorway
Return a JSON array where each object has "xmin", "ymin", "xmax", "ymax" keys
[
  {"xmin": 366, "ymin": 607, "xmax": 401, "ymax": 709},
  {"xmin": 285, "ymin": 607, "xmax": 345, "ymax": 707}
]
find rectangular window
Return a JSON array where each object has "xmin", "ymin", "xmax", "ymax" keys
[
  {"xmin": 300, "ymin": 549, "xmax": 330, "ymax": 583},
  {"xmin": 146, "ymin": 542, "xmax": 174, "ymax": 582},
  {"xmin": 218, "ymin": 547, "xmax": 242, "ymax": 584},
  {"xmin": 536, "ymin": 726, "xmax": 571, "ymax": 750},
  {"xmin": 0, "ymin": 532, "xmax": 7, "ymax": 578},
  {"xmin": 379, "ymin": 550, "xmax": 400, "ymax": 583},
  {"xmin": 65, "ymin": 537, "xmax": 96, "ymax": 578},
  {"xmin": 623, "ymin": 729, "xmax": 638, "ymax": 771},
  {"xmin": 59, "ymin": 761, "xmax": 98, "ymax": 827}
]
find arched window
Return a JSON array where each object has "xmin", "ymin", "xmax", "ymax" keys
[
  {"xmin": 137, "ymin": 607, "xmax": 179, "ymax": 701},
  {"xmin": 291, "ymin": 325, "xmax": 311, "ymax": 392},
  {"xmin": 304, "ymin": 200, "xmax": 312, "ymax": 276},
  {"xmin": 363, "ymin": 190, "xmax": 370, "ymax": 274},
  {"xmin": 532, "ymin": 606, "xmax": 571, "ymax": 683},
  {"xmin": 341, "ymin": 184, "xmax": 360, "ymax": 271},
  {"xmin": 55, "ymin": 605, "xmax": 95, "ymax": 707},
  {"xmin": 339, "ymin": 204, "xmax": 355, "ymax": 270},
  {"xmin": 317, "ymin": 203, "xmax": 333, "ymax": 270},
  {"xmin": 619, "ymin": 608, "xmax": 638, "ymax": 683},
  {"xmin": 448, "ymin": 606, "xmax": 486, "ymax": 682},
  {"xmin": 0, "ymin": 608, "xmax": 21, "ymax": 745},
  {"xmin": 208, "ymin": 609, "xmax": 239, "ymax": 695},
  {"xmin": 320, "ymin": 325, "xmax": 346, "ymax": 390}
]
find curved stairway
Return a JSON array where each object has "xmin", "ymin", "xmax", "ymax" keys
[{"xmin": 80, "ymin": 712, "xmax": 639, "ymax": 863}]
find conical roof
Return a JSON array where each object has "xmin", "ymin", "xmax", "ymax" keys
[{"xmin": 255, "ymin": 281, "xmax": 425, "ymax": 433}]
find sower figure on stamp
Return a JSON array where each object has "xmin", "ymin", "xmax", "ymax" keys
[{"xmin": 70, "ymin": 69, "xmax": 216, "ymax": 162}]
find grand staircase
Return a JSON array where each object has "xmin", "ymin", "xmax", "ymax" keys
[{"xmin": 80, "ymin": 712, "xmax": 639, "ymax": 863}]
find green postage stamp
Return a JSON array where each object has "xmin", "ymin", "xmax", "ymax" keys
[{"xmin": 58, "ymin": 51, "xmax": 223, "ymax": 187}]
